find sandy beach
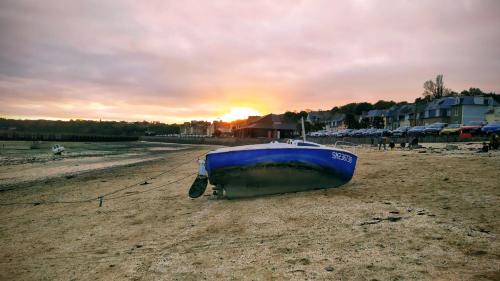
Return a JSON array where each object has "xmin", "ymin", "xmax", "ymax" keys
[{"xmin": 0, "ymin": 142, "xmax": 499, "ymax": 280}]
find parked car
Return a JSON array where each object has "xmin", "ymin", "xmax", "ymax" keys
[
  {"xmin": 331, "ymin": 130, "xmax": 343, "ymax": 137},
  {"xmin": 346, "ymin": 129, "xmax": 358, "ymax": 137},
  {"xmin": 424, "ymin": 123, "xmax": 448, "ymax": 135},
  {"xmin": 440, "ymin": 123, "xmax": 461, "ymax": 135},
  {"xmin": 351, "ymin": 129, "xmax": 365, "ymax": 137},
  {"xmin": 461, "ymin": 121, "xmax": 486, "ymax": 135},
  {"xmin": 481, "ymin": 122, "xmax": 500, "ymax": 135},
  {"xmin": 335, "ymin": 129, "xmax": 352, "ymax": 137},
  {"xmin": 380, "ymin": 128, "xmax": 392, "ymax": 136},
  {"xmin": 363, "ymin": 128, "xmax": 378, "ymax": 137},
  {"xmin": 309, "ymin": 131, "xmax": 323, "ymax": 137},
  {"xmin": 392, "ymin": 126, "xmax": 410, "ymax": 137},
  {"xmin": 408, "ymin": 126, "xmax": 426, "ymax": 136},
  {"xmin": 370, "ymin": 128, "xmax": 391, "ymax": 137}
]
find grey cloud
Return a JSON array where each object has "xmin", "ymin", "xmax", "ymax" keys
[{"xmin": 1, "ymin": 0, "xmax": 499, "ymax": 122}]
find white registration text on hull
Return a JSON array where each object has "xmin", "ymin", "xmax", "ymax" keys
[{"xmin": 331, "ymin": 151, "xmax": 352, "ymax": 163}]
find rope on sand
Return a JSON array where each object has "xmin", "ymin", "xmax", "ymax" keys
[{"xmin": 0, "ymin": 151, "xmax": 207, "ymax": 207}]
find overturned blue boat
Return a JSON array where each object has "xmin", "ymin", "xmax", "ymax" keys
[{"xmin": 189, "ymin": 140, "xmax": 358, "ymax": 199}]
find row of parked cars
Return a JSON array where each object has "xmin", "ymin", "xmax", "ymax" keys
[{"xmin": 309, "ymin": 121, "xmax": 500, "ymax": 138}]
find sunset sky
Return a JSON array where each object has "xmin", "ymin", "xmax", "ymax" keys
[{"xmin": 1, "ymin": 0, "xmax": 499, "ymax": 123}]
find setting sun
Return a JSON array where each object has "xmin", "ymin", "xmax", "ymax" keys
[{"xmin": 220, "ymin": 107, "xmax": 262, "ymax": 122}]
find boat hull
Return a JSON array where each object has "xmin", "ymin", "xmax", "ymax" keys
[{"xmin": 205, "ymin": 147, "xmax": 357, "ymax": 198}]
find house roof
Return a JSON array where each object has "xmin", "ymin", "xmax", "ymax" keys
[
  {"xmin": 453, "ymin": 96, "xmax": 496, "ymax": 106},
  {"xmin": 425, "ymin": 97, "xmax": 457, "ymax": 111},
  {"xmin": 364, "ymin": 109, "xmax": 387, "ymax": 118},
  {"xmin": 399, "ymin": 104, "xmax": 416, "ymax": 114},
  {"xmin": 237, "ymin": 114, "xmax": 296, "ymax": 130},
  {"xmin": 307, "ymin": 111, "xmax": 332, "ymax": 121},
  {"xmin": 384, "ymin": 106, "xmax": 399, "ymax": 117},
  {"xmin": 329, "ymin": 113, "xmax": 346, "ymax": 122}
]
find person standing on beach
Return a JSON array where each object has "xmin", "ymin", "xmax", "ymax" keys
[
  {"xmin": 378, "ymin": 134, "xmax": 387, "ymax": 150},
  {"xmin": 490, "ymin": 133, "xmax": 499, "ymax": 150},
  {"xmin": 389, "ymin": 139, "xmax": 395, "ymax": 150},
  {"xmin": 410, "ymin": 137, "xmax": 419, "ymax": 149}
]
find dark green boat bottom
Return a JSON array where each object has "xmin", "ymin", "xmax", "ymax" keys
[{"xmin": 209, "ymin": 163, "xmax": 351, "ymax": 198}]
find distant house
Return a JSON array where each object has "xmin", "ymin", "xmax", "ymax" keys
[
  {"xmin": 307, "ymin": 111, "xmax": 332, "ymax": 124},
  {"xmin": 420, "ymin": 97, "xmax": 456, "ymax": 125},
  {"xmin": 210, "ymin": 121, "xmax": 232, "ymax": 137},
  {"xmin": 233, "ymin": 114, "xmax": 296, "ymax": 139},
  {"xmin": 325, "ymin": 113, "xmax": 347, "ymax": 131},
  {"xmin": 360, "ymin": 109, "xmax": 387, "ymax": 128},
  {"xmin": 383, "ymin": 106, "xmax": 398, "ymax": 129},
  {"xmin": 396, "ymin": 104, "xmax": 417, "ymax": 127},
  {"xmin": 485, "ymin": 106, "xmax": 500, "ymax": 123},
  {"xmin": 231, "ymin": 116, "xmax": 262, "ymax": 132},
  {"xmin": 385, "ymin": 104, "xmax": 416, "ymax": 129},
  {"xmin": 449, "ymin": 96, "xmax": 495, "ymax": 124}
]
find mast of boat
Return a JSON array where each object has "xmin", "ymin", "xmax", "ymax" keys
[{"xmin": 301, "ymin": 117, "xmax": 306, "ymax": 142}]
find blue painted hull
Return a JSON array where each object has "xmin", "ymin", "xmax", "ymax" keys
[{"xmin": 205, "ymin": 146, "xmax": 357, "ymax": 198}]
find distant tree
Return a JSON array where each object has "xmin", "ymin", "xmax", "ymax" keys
[
  {"xmin": 330, "ymin": 106, "xmax": 340, "ymax": 115},
  {"xmin": 435, "ymin": 74, "xmax": 444, "ymax": 98},
  {"xmin": 283, "ymin": 111, "xmax": 308, "ymax": 122},
  {"xmin": 423, "ymin": 74, "xmax": 451, "ymax": 100},
  {"xmin": 344, "ymin": 113, "xmax": 361, "ymax": 129},
  {"xmin": 298, "ymin": 111, "xmax": 308, "ymax": 120},
  {"xmin": 414, "ymin": 96, "xmax": 431, "ymax": 104},
  {"xmin": 339, "ymin": 103, "xmax": 358, "ymax": 115},
  {"xmin": 354, "ymin": 102, "xmax": 373, "ymax": 115},
  {"xmin": 0, "ymin": 119, "xmax": 181, "ymax": 136},
  {"xmin": 283, "ymin": 111, "xmax": 299, "ymax": 121},
  {"xmin": 423, "ymin": 80, "xmax": 436, "ymax": 99},
  {"xmin": 468, "ymin": 87, "xmax": 485, "ymax": 96},
  {"xmin": 373, "ymin": 100, "xmax": 396, "ymax": 110},
  {"xmin": 330, "ymin": 103, "xmax": 373, "ymax": 128}
]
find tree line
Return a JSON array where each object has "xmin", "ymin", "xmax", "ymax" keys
[{"xmin": 0, "ymin": 119, "xmax": 181, "ymax": 136}]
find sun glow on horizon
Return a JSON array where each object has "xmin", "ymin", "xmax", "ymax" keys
[{"xmin": 219, "ymin": 107, "xmax": 262, "ymax": 122}]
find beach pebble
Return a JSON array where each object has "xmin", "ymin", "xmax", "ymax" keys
[
  {"xmin": 386, "ymin": 216, "xmax": 402, "ymax": 222},
  {"xmin": 324, "ymin": 265, "xmax": 334, "ymax": 272}
]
